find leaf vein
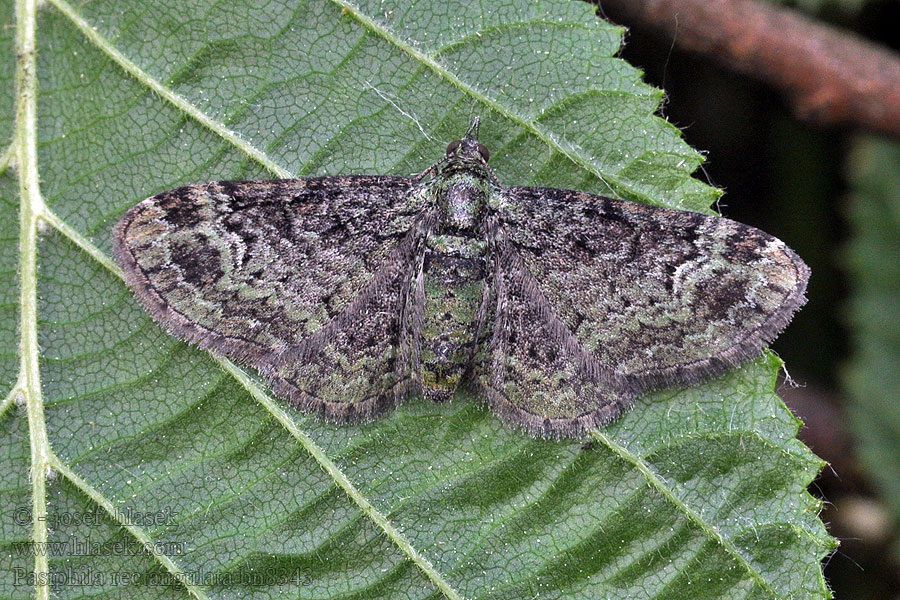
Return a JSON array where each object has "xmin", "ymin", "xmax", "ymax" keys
[
  {"xmin": 591, "ymin": 430, "xmax": 780, "ymax": 597},
  {"xmin": 332, "ymin": 0, "xmax": 672, "ymax": 206},
  {"xmin": 47, "ymin": 0, "xmax": 293, "ymax": 179},
  {"xmin": 48, "ymin": 456, "xmax": 212, "ymax": 600}
]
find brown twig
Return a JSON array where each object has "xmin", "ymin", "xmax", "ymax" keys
[{"xmin": 598, "ymin": 0, "xmax": 900, "ymax": 138}]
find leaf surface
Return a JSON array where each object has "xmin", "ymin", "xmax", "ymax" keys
[{"xmin": 1, "ymin": 1, "xmax": 833, "ymax": 598}]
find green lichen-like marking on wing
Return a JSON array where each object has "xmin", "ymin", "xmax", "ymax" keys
[{"xmin": 498, "ymin": 186, "xmax": 809, "ymax": 390}]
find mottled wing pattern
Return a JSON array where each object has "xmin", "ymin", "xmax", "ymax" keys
[
  {"xmin": 265, "ymin": 215, "xmax": 433, "ymax": 422},
  {"xmin": 497, "ymin": 186, "xmax": 809, "ymax": 392},
  {"xmin": 469, "ymin": 231, "xmax": 633, "ymax": 438},
  {"xmin": 114, "ymin": 176, "xmax": 425, "ymax": 421}
]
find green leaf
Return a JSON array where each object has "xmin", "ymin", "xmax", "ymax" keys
[
  {"xmin": 2, "ymin": 1, "xmax": 834, "ymax": 598},
  {"xmin": 844, "ymin": 135, "xmax": 900, "ymax": 559}
]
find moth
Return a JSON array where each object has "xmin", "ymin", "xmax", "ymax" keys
[{"xmin": 113, "ymin": 118, "xmax": 808, "ymax": 438}]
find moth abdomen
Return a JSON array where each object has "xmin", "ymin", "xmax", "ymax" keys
[{"xmin": 420, "ymin": 233, "xmax": 487, "ymax": 401}]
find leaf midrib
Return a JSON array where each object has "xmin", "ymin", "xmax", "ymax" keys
[
  {"xmin": 33, "ymin": 1, "xmax": 466, "ymax": 597},
  {"xmin": 26, "ymin": 0, "xmax": 778, "ymax": 597},
  {"xmin": 15, "ymin": 1, "xmax": 52, "ymax": 600}
]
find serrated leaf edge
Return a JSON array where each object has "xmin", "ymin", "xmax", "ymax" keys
[{"xmin": 8, "ymin": 0, "xmax": 830, "ymax": 597}]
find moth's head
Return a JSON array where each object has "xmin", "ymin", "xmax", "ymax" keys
[{"xmin": 444, "ymin": 117, "xmax": 490, "ymax": 168}]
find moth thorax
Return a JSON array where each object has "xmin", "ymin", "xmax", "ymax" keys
[{"xmin": 443, "ymin": 179, "xmax": 484, "ymax": 231}]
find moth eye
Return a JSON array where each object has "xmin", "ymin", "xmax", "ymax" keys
[
  {"xmin": 446, "ymin": 139, "xmax": 462, "ymax": 155},
  {"xmin": 477, "ymin": 143, "xmax": 490, "ymax": 162}
]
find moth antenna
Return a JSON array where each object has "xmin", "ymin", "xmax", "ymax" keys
[{"xmin": 465, "ymin": 117, "xmax": 481, "ymax": 141}]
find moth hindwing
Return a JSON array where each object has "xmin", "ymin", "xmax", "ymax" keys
[{"xmin": 114, "ymin": 117, "xmax": 809, "ymax": 438}]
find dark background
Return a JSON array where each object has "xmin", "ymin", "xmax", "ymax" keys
[{"xmin": 602, "ymin": 1, "xmax": 900, "ymax": 597}]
